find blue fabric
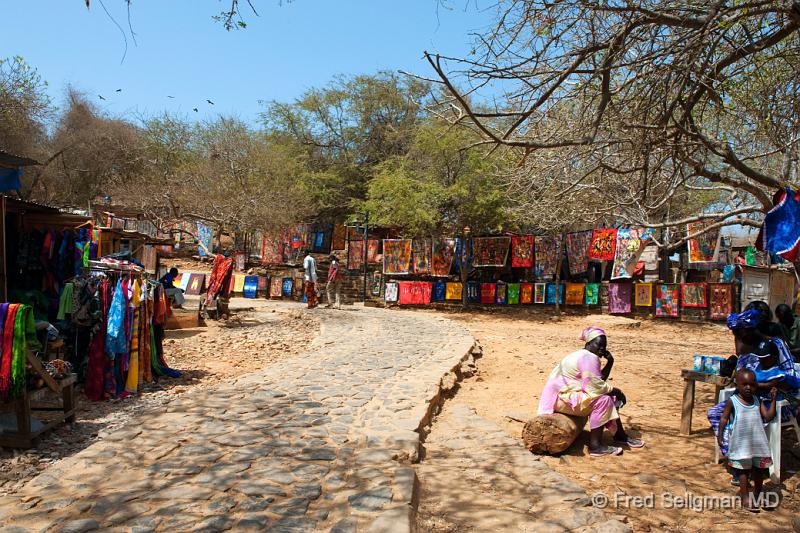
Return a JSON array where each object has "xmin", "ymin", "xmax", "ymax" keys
[
  {"xmin": 758, "ymin": 187, "xmax": 800, "ymax": 261},
  {"xmin": 105, "ymin": 280, "xmax": 127, "ymax": 354},
  {"xmin": 0, "ymin": 168, "xmax": 22, "ymax": 192},
  {"xmin": 314, "ymin": 232, "xmax": 325, "ymax": 251},
  {"xmin": 159, "ymin": 273, "xmax": 176, "ymax": 289},
  {"xmin": 432, "ymin": 282, "xmax": 446, "ymax": 301},
  {"xmin": 726, "ymin": 309, "xmax": 762, "ymax": 330},
  {"xmin": 466, "ymin": 281, "xmax": 480, "ymax": 303},
  {"xmin": 545, "ymin": 283, "xmax": 564, "ymax": 305},
  {"xmin": 722, "ymin": 265, "xmax": 735, "ymax": 282},
  {"xmin": 454, "ymin": 238, "xmax": 473, "ymax": 275},
  {"xmin": 243, "ymin": 276, "xmax": 258, "ymax": 298},
  {"xmin": 282, "ymin": 278, "xmax": 293, "ymax": 297}
]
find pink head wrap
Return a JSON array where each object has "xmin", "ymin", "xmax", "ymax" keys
[{"xmin": 580, "ymin": 326, "xmax": 606, "ymax": 343}]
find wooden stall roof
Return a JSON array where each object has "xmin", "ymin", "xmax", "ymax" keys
[
  {"xmin": 97, "ymin": 226, "xmax": 174, "ymax": 245},
  {"xmin": 0, "ymin": 150, "xmax": 40, "ymax": 168}
]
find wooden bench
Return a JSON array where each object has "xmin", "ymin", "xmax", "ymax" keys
[
  {"xmin": 680, "ymin": 369, "xmax": 731, "ymax": 435},
  {"xmin": 0, "ymin": 351, "xmax": 76, "ymax": 448}
]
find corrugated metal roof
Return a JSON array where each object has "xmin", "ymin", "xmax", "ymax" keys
[
  {"xmin": 1, "ymin": 194, "xmax": 59, "ymax": 213},
  {"xmin": 0, "ymin": 150, "xmax": 40, "ymax": 167}
]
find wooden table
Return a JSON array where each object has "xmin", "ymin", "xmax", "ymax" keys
[{"xmin": 680, "ymin": 369, "xmax": 731, "ymax": 435}]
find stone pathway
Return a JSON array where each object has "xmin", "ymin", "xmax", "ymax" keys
[
  {"xmin": 415, "ymin": 403, "xmax": 631, "ymax": 533},
  {"xmin": 0, "ymin": 305, "xmax": 475, "ymax": 532}
]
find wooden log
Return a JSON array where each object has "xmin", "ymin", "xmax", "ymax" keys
[{"xmin": 522, "ymin": 413, "xmax": 587, "ymax": 455}]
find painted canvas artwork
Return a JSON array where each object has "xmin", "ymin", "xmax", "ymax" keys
[
  {"xmin": 655, "ymin": 284, "xmax": 680, "ymax": 317},
  {"xmin": 473, "ymin": 237, "xmax": 511, "ymax": 267},
  {"xmin": 383, "ymin": 239, "xmax": 413, "ymax": 275},
  {"xmin": 243, "ymin": 276, "xmax": 258, "ymax": 299},
  {"xmin": 261, "ymin": 233, "xmax": 284, "ymax": 265},
  {"xmin": 534, "ymin": 283, "xmax": 546, "ymax": 304},
  {"xmin": 347, "ymin": 239, "xmax": 364, "ymax": 270},
  {"xmin": 611, "ymin": 227, "xmax": 655, "ymax": 280},
  {"xmin": 534, "ymin": 235, "xmax": 562, "ymax": 280},
  {"xmin": 412, "ymin": 238, "xmax": 432, "ymax": 275},
  {"xmin": 384, "ymin": 282, "xmax": 399, "ymax": 303},
  {"xmin": 196, "ymin": 222, "xmax": 212, "ymax": 257},
  {"xmin": 233, "ymin": 274, "xmax": 246, "ymax": 293},
  {"xmin": 332, "ymin": 224, "xmax": 347, "ymax": 251},
  {"xmin": 398, "ymin": 282, "xmax": 433, "ymax": 305},
  {"xmin": 682, "ymin": 283, "xmax": 708, "ymax": 307},
  {"xmin": 687, "ymin": 222, "xmax": 720, "ymax": 263},
  {"xmin": 445, "ymin": 282, "xmax": 463, "ymax": 301},
  {"xmin": 511, "ymin": 235, "xmax": 534, "ymax": 268},
  {"xmin": 565, "ymin": 283, "xmax": 584, "ymax": 305},
  {"xmin": 507, "ymin": 283, "xmax": 520, "ymax": 304},
  {"xmin": 480, "ymin": 283, "xmax": 496, "ymax": 304},
  {"xmin": 466, "ymin": 282, "xmax": 480, "ymax": 303},
  {"xmin": 520, "ymin": 283, "xmax": 533, "ymax": 304},
  {"xmin": 281, "ymin": 278, "xmax": 294, "ymax": 297},
  {"xmin": 371, "ymin": 271, "xmax": 383, "ymax": 296},
  {"xmin": 608, "ymin": 282, "xmax": 632, "ymax": 313},
  {"xmin": 635, "ymin": 283, "xmax": 653, "ymax": 307},
  {"xmin": 585, "ymin": 283, "xmax": 599, "ymax": 305},
  {"xmin": 186, "ymin": 273, "xmax": 205, "ymax": 296},
  {"xmin": 432, "ymin": 281, "xmax": 446, "ymax": 301},
  {"xmin": 257, "ymin": 276, "xmax": 269, "ymax": 292},
  {"xmin": 589, "ymin": 228, "xmax": 617, "ymax": 261},
  {"xmin": 545, "ymin": 283, "xmax": 565, "ymax": 305},
  {"xmin": 270, "ymin": 276, "xmax": 283, "ymax": 298},
  {"xmin": 708, "ymin": 283, "xmax": 733, "ymax": 320},
  {"xmin": 566, "ymin": 231, "xmax": 593, "ymax": 275},
  {"xmin": 431, "ymin": 238, "xmax": 457, "ymax": 277},
  {"xmin": 496, "ymin": 283, "xmax": 508, "ymax": 305}
]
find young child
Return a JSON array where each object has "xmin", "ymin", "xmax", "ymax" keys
[{"xmin": 718, "ymin": 369, "xmax": 777, "ymax": 512}]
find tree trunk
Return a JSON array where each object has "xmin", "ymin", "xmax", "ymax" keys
[
  {"xmin": 554, "ymin": 233, "xmax": 565, "ymax": 317},
  {"xmin": 522, "ymin": 413, "xmax": 586, "ymax": 455}
]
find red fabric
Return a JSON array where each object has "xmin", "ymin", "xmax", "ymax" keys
[
  {"xmin": 480, "ymin": 283, "xmax": 496, "ymax": 304},
  {"xmin": 398, "ymin": 282, "xmax": 432, "ymax": 305},
  {"xmin": 205, "ymin": 255, "xmax": 235, "ymax": 305},
  {"xmin": 0, "ymin": 305, "xmax": 20, "ymax": 399},
  {"xmin": 520, "ymin": 283, "xmax": 534, "ymax": 304},
  {"xmin": 511, "ymin": 235, "xmax": 534, "ymax": 267},
  {"xmin": 589, "ymin": 228, "xmax": 618, "ymax": 261}
]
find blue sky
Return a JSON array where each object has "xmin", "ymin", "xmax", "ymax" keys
[{"xmin": 1, "ymin": 1, "xmax": 497, "ymax": 125}]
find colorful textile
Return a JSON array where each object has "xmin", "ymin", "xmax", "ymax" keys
[
  {"xmin": 233, "ymin": 274, "xmax": 246, "ymax": 293},
  {"xmin": 609, "ymin": 282, "xmax": 632, "ymax": 314},
  {"xmin": 431, "ymin": 238, "xmax": 457, "ymax": 277},
  {"xmin": 243, "ymin": 276, "xmax": 259, "ymax": 298},
  {"xmin": 205, "ymin": 256, "xmax": 234, "ymax": 304},
  {"xmin": 534, "ymin": 235, "xmax": 562, "ymax": 280},
  {"xmin": 473, "ymin": 237, "xmax": 511, "ymax": 267},
  {"xmin": 585, "ymin": 283, "xmax": 599, "ymax": 305},
  {"xmin": 332, "ymin": 224, "xmax": 347, "ymax": 251},
  {"xmin": 398, "ymin": 282, "xmax": 433, "ymax": 305},
  {"xmin": 269, "ymin": 276, "xmax": 283, "ymax": 298},
  {"xmin": 185, "ymin": 273, "xmax": 205, "ymax": 296},
  {"xmin": 178, "ymin": 273, "xmax": 192, "ymax": 292},
  {"xmin": 708, "ymin": 283, "xmax": 734, "ymax": 320},
  {"xmin": 589, "ymin": 228, "xmax": 618, "ymax": 261},
  {"xmin": 565, "ymin": 283, "xmax": 584, "ymax": 305},
  {"xmin": 545, "ymin": 283, "xmax": 564, "ymax": 305},
  {"xmin": 687, "ymin": 222, "xmax": 720, "ymax": 263},
  {"xmin": 9, "ymin": 305, "xmax": 38, "ymax": 398},
  {"xmin": 0, "ymin": 304, "xmax": 18, "ymax": 399},
  {"xmin": 681, "ymin": 283, "xmax": 708, "ymax": 307},
  {"xmin": 367, "ymin": 239, "xmax": 380, "ymax": 263},
  {"xmin": 466, "ymin": 282, "xmax": 480, "ymax": 303},
  {"xmin": 412, "ymin": 239, "xmax": 432, "ymax": 275},
  {"xmin": 234, "ymin": 252, "xmax": 246, "ymax": 272},
  {"xmin": 384, "ymin": 282, "xmax": 399, "ymax": 303},
  {"xmin": 305, "ymin": 281, "xmax": 318, "ymax": 308},
  {"xmin": 756, "ymin": 187, "xmax": 800, "ymax": 261},
  {"xmin": 655, "ymin": 284, "xmax": 680, "ymax": 317},
  {"xmin": 480, "ymin": 283, "xmax": 496, "ymax": 304},
  {"xmin": 261, "ymin": 232, "xmax": 284, "ymax": 265},
  {"xmin": 445, "ymin": 282, "xmax": 463, "ymax": 301},
  {"xmin": 454, "ymin": 238, "xmax": 473, "ymax": 274},
  {"xmin": 581, "ymin": 327, "xmax": 606, "ymax": 343},
  {"xmin": 611, "ymin": 227, "xmax": 655, "ymax": 280},
  {"xmin": 634, "ymin": 283, "xmax": 653, "ymax": 307},
  {"xmin": 534, "ymin": 283, "xmax": 546, "ymax": 304},
  {"xmin": 566, "ymin": 231, "xmax": 593, "ymax": 275},
  {"xmin": 383, "ymin": 239, "xmax": 413, "ymax": 274},
  {"xmin": 57, "ymin": 282, "xmax": 75, "ymax": 320},
  {"xmin": 538, "ymin": 349, "xmax": 618, "ymax": 430},
  {"xmin": 511, "ymin": 235, "xmax": 534, "ymax": 268},
  {"xmin": 496, "ymin": 283, "xmax": 508, "ymax": 305},
  {"xmin": 196, "ymin": 222, "xmax": 212, "ymax": 257},
  {"xmin": 507, "ymin": 283, "xmax": 520, "ymax": 304},
  {"xmin": 347, "ymin": 239, "xmax": 364, "ymax": 270},
  {"xmin": 520, "ymin": 283, "xmax": 533, "ymax": 304},
  {"xmin": 432, "ymin": 281, "xmax": 446, "ymax": 301},
  {"xmin": 105, "ymin": 280, "xmax": 128, "ymax": 354},
  {"xmin": 282, "ymin": 278, "xmax": 293, "ymax": 297}
]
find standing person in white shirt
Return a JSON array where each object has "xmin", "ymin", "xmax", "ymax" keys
[{"xmin": 303, "ymin": 250, "xmax": 318, "ymax": 308}]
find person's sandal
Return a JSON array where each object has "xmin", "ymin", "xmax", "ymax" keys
[
  {"xmin": 613, "ymin": 436, "xmax": 645, "ymax": 448},
  {"xmin": 589, "ymin": 445, "xmax": 623, "ymax": 457}
]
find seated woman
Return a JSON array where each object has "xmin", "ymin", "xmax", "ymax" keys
[{"xmin": 538, "ymin": 326, "xmax": 644, "ymax": 457}]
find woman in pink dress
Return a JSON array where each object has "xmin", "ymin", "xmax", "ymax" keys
[{"xmin": 538, "ymin": 326, "xmax": 644, "ymax": 457}]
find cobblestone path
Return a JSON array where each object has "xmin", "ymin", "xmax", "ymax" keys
[{"xmin": 0, "ymin": 306, "xmax": 475, "ymax": 533}]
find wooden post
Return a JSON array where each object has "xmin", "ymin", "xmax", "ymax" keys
[
  {"xmin": 554, "ymin": 233, "xmax": 565, "ymax": 317},
  {"xmin": 680, "ymin": 378, "xmax": 695, "ymax": 435}
]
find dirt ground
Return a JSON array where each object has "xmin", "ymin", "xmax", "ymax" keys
[
  {"xmin": 0, "ymin": 301, "xmax": 319, "ymax": 496},
  {"xmin": 431, "ymin": 308, "xmax": 800, "ymax": 532}
]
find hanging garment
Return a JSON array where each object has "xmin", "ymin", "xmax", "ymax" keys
[
  {"xmin": 57, "ymin": 282, "xmax": 75, "ymax": 320},
  {"xmin": 0, "ymin": 304, "xmax": 20, "ymax": 400},
  {"xmin": 105, "ymin": 280, "xmax": 128, "ymax": 355}
]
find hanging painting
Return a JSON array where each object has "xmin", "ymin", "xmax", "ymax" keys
[
  {"xmin": 282, "ymin": 278, "xmax": 294, "ymax": 298},
  {"xmin": 687, "ymin": 222, "xmax": 720, "ymax": 263},
  {"xmin": 496, "ymin": 283, "xmax": 508, "ymax": 305},
  {"xmin": 566, "ymin": 231, "xmax": 593, "ymax": 275},
  {"xmin": 261, "ymin": 233, "xmax": 284, "ymax": 266},
  {"xmin": 473, "ymin": 237, "xmax": 511, "ymax": 267},
  {"xmin": 466, "ymin": 281, "xmax": 481, "ymax": 303},
  {"xmin": 545, "ymin": 283, "xmax": 565, "ymax": 305},
  {"xmin": 534, "ymin": 235, "xmax": 562, "ymax": 280},
  {"xmin": 511, "ymin": 235, "xmax": 535, "ymax": 268},
  {"xmin": 412, "ymin": 238, "xmax": 432, "ymax": 275},
  {"xmin": 371, "ymin": 271, "xmax": 383, "ymax": 296},
  {"xmin": 398, "ymin": 282, "xmax": 433, "ymax": 305},
  {"xmin": 682, "ymin": 282, "xmax": 708, "ymax": 307},
  {"xmin": 243, "ymin": 276, "xmax": 258, "ymax": 299},
  {"xmin": 384, "ymin": 281, "xmax": 399, "ymax": 303},
  {"xmin": 347, "ymin": 240, "xmax": 364, "ymax": 270},
  {"xmin": 196, "ymin": 222, "xmax": 213, "ymax": 257},
  {"xmin": 445, "ymin": 282, "xmax": 463, "ymax": 301},
  {"xmin": 178, "ymin": 273, "xmax": 192, "ymax": 292},
  {"xmin": 454, "ymin": 237, "xmax": 473, "ymax": 274},
  {"xmin": 480, "ymin": 283, "xmax": 496, "ymax": 304},
  {"xmin": 565, "ymin": 283, "xmax": 584, "ymax": 305},
  {"xmin": 235, "ymin": 251, "xmax": 246, "ymax": 272},
  {"xmin": 608, "ymin": 282, "xmax": 632, "ymax": 313},
  {"xmin": 507, "ymin": 283, "xmax": 520, "ymax": 304},
  {"xmin": 708, "ymin": 283, "xmax": 733, "ymax": 320},
  {"xmin": 534, "ymin": 283, "xmax": 546, "ymax": 304},
  {"xmin": 332, "ymin": 224, "xmax": 347, "ymax": 251},
  {"xmin": 367, "ymin": 239, "xmax": 380, "ymax": 263},
  {"xmin": 186, "ymin": 273, "xmax": 205, "ymax": 296},
  {"xmin": 431, "ymin": 238, "xmax": 457, "ymax": 277},
  {"xmin": 589, "ymin": 228, "xmax": 617, "ymax": 261},
  {"xmin": 383, "ymin": 239, "xmax": 413, "ymax": 275},
  {"xmin": 233, "ymin": 274, "xmax": 246, "ymax": 293},
  {"xmin": 257, "ymin": 275, "xmax": 269, "ymax": 293},
  {"xmin": 611, "ymin": 227, "xmax": 655, "ymax": 280},
  {"xmin": 585, "ymin": 283, "xmax": 599, "ymax": 305},
  {"xmin": 520, "ymin": 283, "xmax": 533, "ymax": 304},
  {"xmin": 635, "ymin": 283, "xmax": 653, "ymax": 307},
  {"xmin": 270, "ymin": 276, "xmax": 283, "ymax": 298},
  {"xmin": 655, "ymin": 284, "xmax": 680, "ymax": 317},
  {"xmin": 432, "ymin": 281, "xmax": 446, "ymax": 301}
]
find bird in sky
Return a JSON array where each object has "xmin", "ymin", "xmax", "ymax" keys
[
  {"xmin": 193, "ymin": 108, "xmax": 199, "ymax": 113},
  {"xmin": 206, "ymin": 99, "xmax": 215, "ymax": 105},
  {"xmin": 115, "ymin": 89, "xmax": 122, "ymax": 92},
  {"xmin": 98, "ymin": 94, "xmax": 106, "ymax": 100},
  {"xmin": 167, "ymin": 95, "xmax": 175, "ymax": 99}
]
